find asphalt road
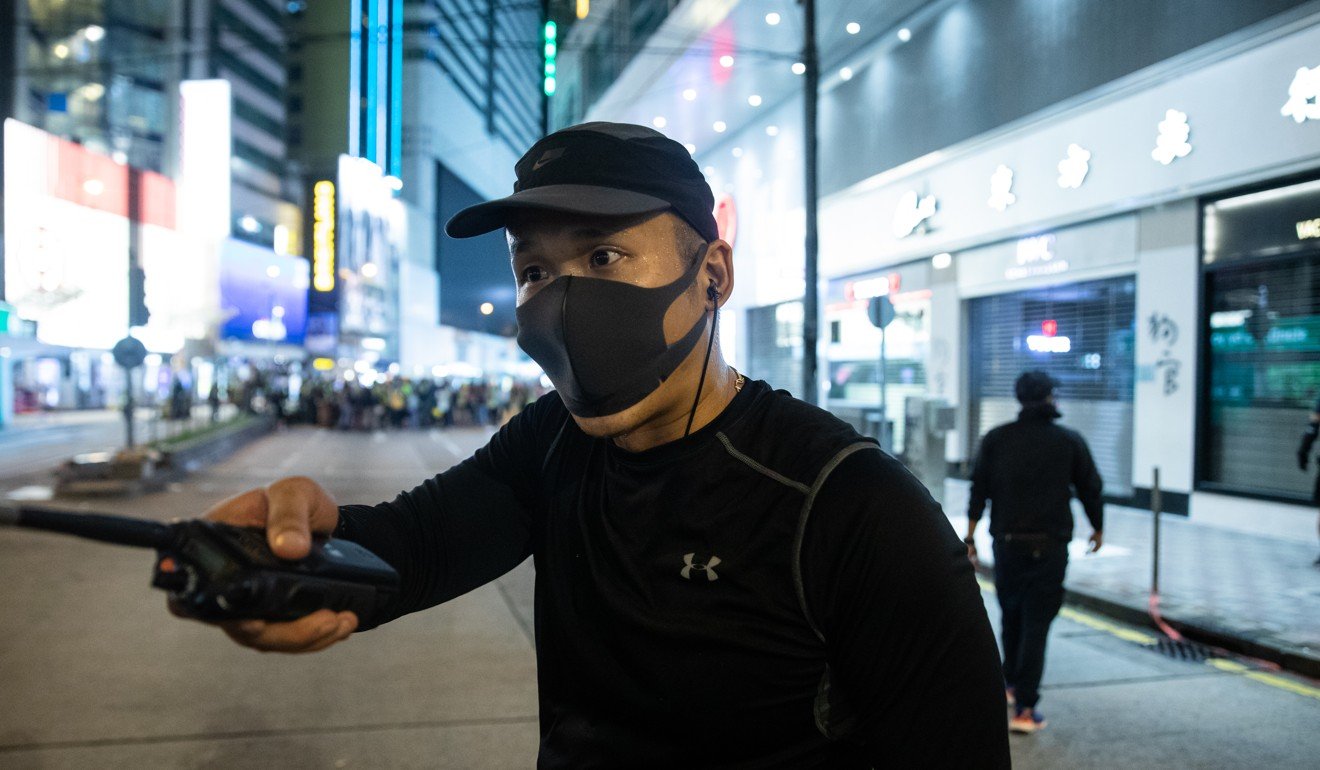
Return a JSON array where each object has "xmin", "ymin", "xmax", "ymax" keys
[{"xmin": 1, "ymin": 423, "xmax": 1317, "ymax": 768}]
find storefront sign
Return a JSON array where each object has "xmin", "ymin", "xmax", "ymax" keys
[
  {"xmin": 312, "ymin": 180, "xmax": 336, "ymax": 292},
  {"xmin": 891, "ymin": 190, "xmax": 936, "ymax": 238},
  {"xmin": 1151, "ymin": 109, "xmax": 1191, "ymax": 165},
  {"xmin": 1281, "ymin": 64, "xmax": 1320, "ymax": 123},
  {"xmin": 847, "ymin": 272, "xmax": 901, "ymax": 301},
  {"xmin": 1005, "ymin": 234, "xmax": 1069, "ymax": 280},
  {"xmin": 987, "ymin": 165, "xmax": 1016, "ymax": 212},
  {"xmin": 1056, "ymin": 144, "xmax": 1090, "ymax": 189}
]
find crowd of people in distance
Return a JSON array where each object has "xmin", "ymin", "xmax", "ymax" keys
[{"xmin": 289, "ymin": 375, "xmax": 544, "ymax": 431}]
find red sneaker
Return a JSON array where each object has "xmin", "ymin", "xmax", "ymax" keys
[{"xmin": 1009, "ymin": 708, "xmax": 1047, "ymax": 734}]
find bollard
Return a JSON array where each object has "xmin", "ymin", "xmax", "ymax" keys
[{"xmin": 1151, "ymin": 467, "xmax": 1162, "ymax": 596}]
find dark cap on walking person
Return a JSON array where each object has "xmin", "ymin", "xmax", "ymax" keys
[
  {"xmin": 1015, "ymin": 371, "xmax": 1056, "ymax": 405},
  {"xmin": 444, "ymin": 122, "xmax": 719, "ymax": 243}
]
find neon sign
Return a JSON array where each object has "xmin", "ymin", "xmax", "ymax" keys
[
  {"xmin": 312, "ymin": 180, "xmax": 336, "ymax": 292},
  {"xmin": 1027, "ymin": 335, "xmax": 1071, "ymax": 353}
]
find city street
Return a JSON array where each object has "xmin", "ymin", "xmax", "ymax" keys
[{"xmin": 2, "ymin": 427, "xmax": 1318, "ymax": 768}]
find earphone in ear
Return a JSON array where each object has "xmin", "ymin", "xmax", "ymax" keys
[{"xmin": 707, "ymin": 282, "xmax": 719, "ymax": 302}]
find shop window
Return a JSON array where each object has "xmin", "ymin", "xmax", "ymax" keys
[{"xmin": 1202, "ymin": 255, "xmax": 1319, "ymax": 500}]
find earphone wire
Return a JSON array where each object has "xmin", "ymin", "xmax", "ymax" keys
[{"xmin": 684, "ymin": 298, "xmax": 719, "ymax": 437}]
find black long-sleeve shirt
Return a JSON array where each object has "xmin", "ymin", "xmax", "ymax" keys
[
  {"xmin": 967, "ymin": 403, "xmax": 1105, "ymax": 542},
  {"xmin": 337, "ymin": 380, "xmax": 1009, "ymax": 768}
]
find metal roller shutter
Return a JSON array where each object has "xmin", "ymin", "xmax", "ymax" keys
[{"xmin": 968, "ymin": 275, "xmax": 1137, "ymax": 496}]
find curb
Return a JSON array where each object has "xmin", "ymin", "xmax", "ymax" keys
[{"xmin": 976, "ymin": 565, "xmax": 1320, "ymax": 679}]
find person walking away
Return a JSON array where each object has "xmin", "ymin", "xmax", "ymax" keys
[
  {"xmin": 1298, "ymin": 394, "xmax": 1320, "ymax": 566},
  {"xmin": 965, "ymin": 370, "xmax": 1104, "ymax": 734},
  {"xmin": 208, "ymin": 383, "xmax": 221, "ymax": 423}
]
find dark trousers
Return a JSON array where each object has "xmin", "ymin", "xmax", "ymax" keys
[{"xmin": 993, "ymin": 538, "xmax": 1068, "ymax": 710}]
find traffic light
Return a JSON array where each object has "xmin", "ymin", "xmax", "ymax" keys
[{"xmin": 543, "ymin": 20, "xmax": 557, "ymax": 96}]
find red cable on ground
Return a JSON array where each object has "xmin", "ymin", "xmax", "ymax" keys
[{"xmin": 1147, "ymin": 591, "xmax": 1184, "ymax": 642}]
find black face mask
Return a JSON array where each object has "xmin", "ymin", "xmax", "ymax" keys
[{"xmin": 516, "ymin": 248, "xmax": 707, "ymax": 418}]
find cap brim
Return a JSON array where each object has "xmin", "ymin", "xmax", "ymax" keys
[{"xmin": 444, "ymin": 184, "xmax": 672, "ymax": 238}]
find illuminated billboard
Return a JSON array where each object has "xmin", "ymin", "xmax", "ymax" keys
[
  {"xmin": 3, "ymin": 119, "xmax": 184, "ymax": 350},
  {"xmin": 219, "ymin": 239, "xmax": 310, "ymax": 344}
]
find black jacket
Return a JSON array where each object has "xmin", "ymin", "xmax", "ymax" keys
[{"xmin": 968, "ymin": 403, "xmax": 1104, "ymax": 542}]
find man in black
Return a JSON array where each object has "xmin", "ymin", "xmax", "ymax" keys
[
  {"xmin": 184, "ymin": 123, "xmax": 1009, "ymax": 767},
  {"xmin": 1298, "ymin": 395, "xmax": 1320, "ymax": 566},
  {"xmin": 965, "ymin": 370, "xmax": 1103, "ymax": 734}
]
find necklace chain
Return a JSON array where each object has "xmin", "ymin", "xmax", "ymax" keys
[{"xmin": 733, "ymin": 369, "xmax": 745, "ymax": 393}]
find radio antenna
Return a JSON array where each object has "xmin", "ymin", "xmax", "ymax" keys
[{"xmin": 0, "ymin": 505, "xmax": 174, "ymax": 550}]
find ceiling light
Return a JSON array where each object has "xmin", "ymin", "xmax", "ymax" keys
[
  {"xmin": 83, "ymin": 179, "xmax": 104, "ymax": 196},
  {"xmin": 719, "ymin": 55, "xmax": 734, "ymax": 68},
  {"xmin": 684, "ymin": 143, "xmax": 697, "ymax": 154},
  {"xmin": 480, "ymin": 302, "xmax": 494, "ymax": 316},
  {"xmin": 732, "ymin": 147, "xmax": 743, "ymax": 158},
  {"xmin": 53, "ymin": 43, "xmax": 70, "ymax": 59},
  {"xmin": 765, "ymin": 125, "xmax": 779, "ymax": 137},
  {"xmin": 791, "ymin": 62, "xmax": 806, "ymax": 75},
  {"xmin": 266, "ymin": 265, "xmax": 282, "ymax": 279},
  {"xmin": 683, "ymin": 88, "xmax": 697, "ymax": 101},
  {"xmin": 765, "ymin": 12, "xmax": 781, "ymax": 26},
  {"xmin": 83, "ymin": 25, "xmax": 105, "ymax": 42},
  {"xmin": 652, "ymin": 116, "xmax": 667, "ymax": 129},
  {"xmin": 713, "ymin": 121, "xmax": 727, "ymax": 133},
  {"xmin": 846, "ymin": 22, "xmax": 861, "ymax": 35},
  {"xmin": 932, "ymin": 252, "xmax": 953, "ymax": 270},
  {"xmin": 748, "ymin": 94, "xmax": 762, "ymax": 107},
  {"xmin": 839, "ymin": 67, "xmax": 853, "ymax": 81},
  {"xmin": 239, "ymin": 215, "xmax": 260, "ymax": 233},
  {"xmin": 897, "ymin": 27, "xmax": 912, "ymax": 42}
]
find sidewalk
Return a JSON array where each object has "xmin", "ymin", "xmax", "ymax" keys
[{"xmin": 943, "ymin": 481, "xmax": 1320, "ymax": 677}]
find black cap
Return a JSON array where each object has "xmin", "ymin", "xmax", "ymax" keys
[
  {"xmin": 1015, "ymin": 370, "xmax": 1057, "ymax": 404},
  {"xmin": 445, "ymin": 122, "xmax": 718, "ymax": 242}
]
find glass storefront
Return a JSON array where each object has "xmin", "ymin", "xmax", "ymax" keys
[
  {"xmin": 967, "ymin": 275, "xmax": 1137, "ymax": 496},
  {"xmin": 1201, "ymin": 178, "xmax": 1320, "ymax": 501}
]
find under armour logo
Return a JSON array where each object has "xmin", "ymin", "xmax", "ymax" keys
[
  {"xmin": 681, "ymin": 553, "xmax": 721, "ymax": 581},
  {"xmin": 532, "ymin": 148, "xmax": 565, "ymax": 170}
]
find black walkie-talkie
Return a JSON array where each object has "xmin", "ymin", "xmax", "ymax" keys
[{"xmin": 0, "ymin": 505, "xmax": 399, "ymax": 623}]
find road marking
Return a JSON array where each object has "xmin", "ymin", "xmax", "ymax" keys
[
  {"xmin": 977, "ymin": 575, "xmax": 1320, "ymax": 701},
  {"xmin": 1207, "ymin": 658, "xmax": 1320, "ymax": 701}
]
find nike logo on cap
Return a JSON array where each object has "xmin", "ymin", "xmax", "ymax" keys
[{"xmin": 533, "ymin": 148, "xmax": 565, "ymax": 170}]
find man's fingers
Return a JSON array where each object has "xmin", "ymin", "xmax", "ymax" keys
[
  {"xmin": 219, "ymin": 610, "xmax": 357, "ymax": 653},
  {"xmin": 201, "ymin": 488, "xmax": 270, "ymax": 528},
  {"xmin": 264, "ymin": 478, "xmax": 324, "ymax": 559}
]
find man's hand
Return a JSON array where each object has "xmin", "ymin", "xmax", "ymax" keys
[
  {"xmin": 1087, "ymin": 530, "xmax": 1103, "ymax": 554},
  {"xmin": 167, "ymin": 476, "xmax": 359, "ymax": 653},
  {"xmin": 964, "ymin": 539, "xmax": 979, "ymax": 568}
]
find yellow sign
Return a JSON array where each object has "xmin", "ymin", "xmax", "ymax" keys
[
  {"xmin": 1297, "ymin": 217, "xmax": 1320, "ymax": 240},
  {"xmin": 312, "ymin": 357, "xmax": 335, "ymax": 371},
  {"xmin": 312, "ymin": 180, "xmax": 336, "ymax": 291}
]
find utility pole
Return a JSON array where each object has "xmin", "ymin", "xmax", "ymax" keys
[{"xmin": 800, "ymin": 0, "xmax": 820, "ymax": 405}]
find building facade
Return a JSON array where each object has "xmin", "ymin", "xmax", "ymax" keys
[{"xmin": 554, "ymin": 0, "xmax": 1320, "ymax": 541}]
